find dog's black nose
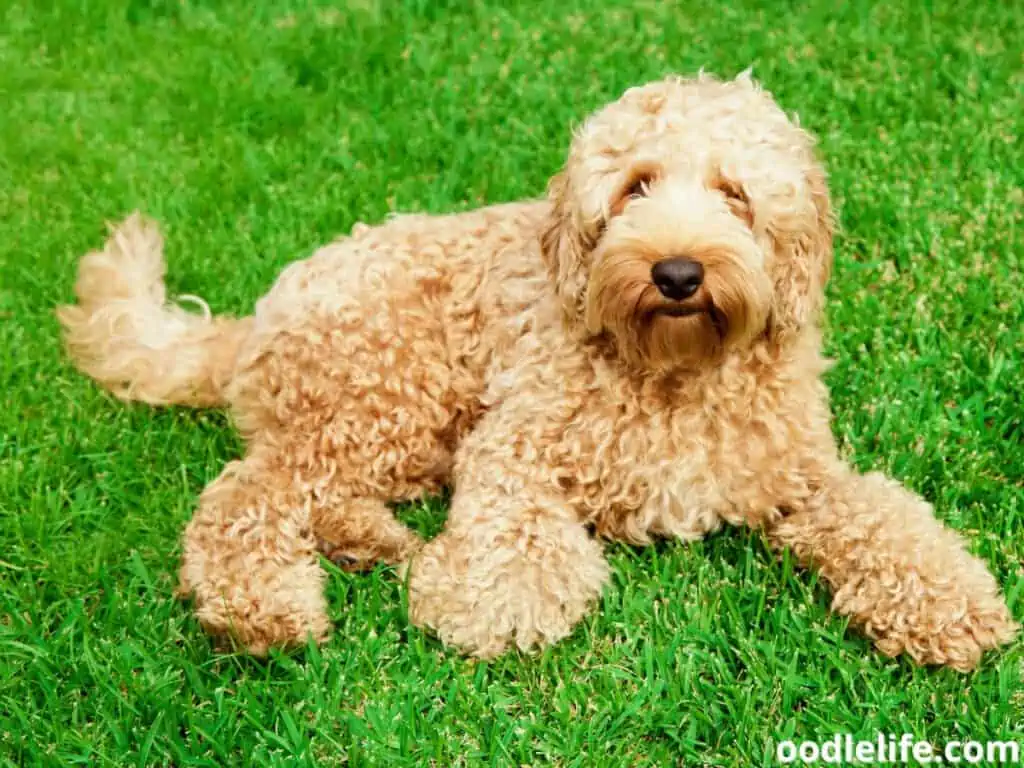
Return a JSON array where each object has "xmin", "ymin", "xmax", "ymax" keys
[{"xmin": 651, "ymin": 258, "xmax": 704, "ymax": 301}]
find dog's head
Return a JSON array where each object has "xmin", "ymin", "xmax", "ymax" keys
[{"xmin": 541, "ymin": 73, "xmax": 834, "ymax": 371}]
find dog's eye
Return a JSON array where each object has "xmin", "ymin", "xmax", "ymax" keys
[
  {"xmin": 611, "ymin": 172, "xmax": 656, "ymax": 217},
  {"xmin": 625, "ymin": 179, "xmax": 649, "ymax": 200},
  {"xmin": 712, "ymin": 175, "xmax": 753, "ymax": 226}
]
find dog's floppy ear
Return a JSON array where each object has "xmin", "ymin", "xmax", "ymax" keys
[
  {"xmin": 540, "ymin": 170, "xmax": 590, "ymax": 324},
  {"xmin": 768, "ymin": 164, "xmax": 834, "ymax": 338}
]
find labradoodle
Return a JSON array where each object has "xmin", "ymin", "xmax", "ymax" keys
[{"xmin": 58, "ymin": 73, "xmax": 1017, "ymax": 670}]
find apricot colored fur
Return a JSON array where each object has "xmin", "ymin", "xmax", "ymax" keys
[{"xmin": 58, "ymin": 74, "xmax": 1017, "ymax": 670}]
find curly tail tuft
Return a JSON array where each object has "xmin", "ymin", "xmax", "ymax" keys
[{"xmin": 56, "ymin": 213, "xmax": 251, "ymax": 407}]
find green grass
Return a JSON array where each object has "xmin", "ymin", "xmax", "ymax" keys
[{"xmin": 1, "ymin": 0, "xmax": 1022, "ymax": 764}]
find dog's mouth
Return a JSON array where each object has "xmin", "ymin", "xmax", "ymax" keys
[
  {"xmin": 645, "ymin": 302, "xmax": 728, "ymax": 339},
  {"xmin": 649, "ymin": 305, "xmax": 703, "ymax": 318}
]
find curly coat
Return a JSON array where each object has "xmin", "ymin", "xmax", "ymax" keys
[{"xmin": 58, "ymin": 73, "xmax": 1017, "ymax": 669}]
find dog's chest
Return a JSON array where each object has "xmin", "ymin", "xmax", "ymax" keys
[
  {"xmin": 631, "ymin": 453, "xmax": 726, "ymax": 543},
  {"xmin": 575, "ymin": 403, "xmax": 729, "ymax": 543}
]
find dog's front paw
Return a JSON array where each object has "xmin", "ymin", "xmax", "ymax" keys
[
  {"xmin": 406, "ymin": 523, "xmax": 609, "ymax": 658},
  {"xmin": 869, "ymin": 597, "xmax": 1018, "ymax": 672},
  {"xmin": 836, "ymin": 574, "xmax": 1019, "ymax": 672}
]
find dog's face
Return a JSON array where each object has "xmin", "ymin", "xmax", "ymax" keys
[{"xmin": 542, "ymin": 74, "xmax": 834, "ymax": 371}]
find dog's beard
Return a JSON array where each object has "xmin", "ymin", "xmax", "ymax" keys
[{"xmin": 585, "ymin": 238, "xmax": 772, "ymax": 371}]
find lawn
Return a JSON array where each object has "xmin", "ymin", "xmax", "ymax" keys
[{"xmin": 1, "ymin": 0, "xmax": 1022, "ymax": 765}]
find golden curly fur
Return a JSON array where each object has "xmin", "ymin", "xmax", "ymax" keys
[{"xmin": 58, "ymin": 73, "xmax": 1016, "ymax": 669}]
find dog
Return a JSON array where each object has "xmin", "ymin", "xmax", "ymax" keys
[{"xmin": 58, "ymin": 73, "xmax": 1017, "ymax": 670}]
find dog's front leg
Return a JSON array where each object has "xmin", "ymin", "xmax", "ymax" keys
[
  {"xmin": 407, "ymin": 484, "xmax": 608, "ymax": 658},
  {"xmin": 406, "ymin": 404, "xmax": 609, "ymax": 658},
  {"xmin": 767, "ymin": 467, "xmax": 1018, "ymax": 670}
]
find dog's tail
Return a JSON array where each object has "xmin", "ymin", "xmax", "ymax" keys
[{"xmin": 56, "ymin": 213, "xmax": 252, "ymax": 408}]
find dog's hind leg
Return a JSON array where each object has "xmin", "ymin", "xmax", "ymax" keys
[
  {"xmin": 178, "ymin": 447, "xmax": 331, "ymax": 654},
  {"xmin": 178, "ymin": 434, "xmax": 429, "ymax": 652},
  {"xmin": 313, "ymin": 497, "xmax": 423, "ymax": 571},
  {"xmin": 224, "ymin": 306, "xmax": 471, "ymax": 577}
]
